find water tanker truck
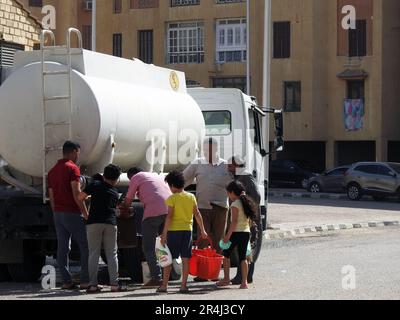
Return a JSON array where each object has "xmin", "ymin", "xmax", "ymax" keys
[{"xmin": 0, "ymin": 29, "xmax": 283, "ymax": 283}]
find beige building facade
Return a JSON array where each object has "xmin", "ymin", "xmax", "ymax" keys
[
  {"xmin": 93, "ymin": 0, "xmax": 400, "ymax": 171},
  {"xmin": 7, "ymin": 0, "xmax": 399, "ymax": 171},
  {"xmin": 20, "ymin": 0, "xmax": 92, "ymax": 47}
]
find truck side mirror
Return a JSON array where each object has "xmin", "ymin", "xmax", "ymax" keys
[
  {"xmin": 274, "ymin": 111, "xmax": 284, "ymax": 138},
  {"xmin": 274, "ymin": 137, "xmax": 284, "ymax": 152}
]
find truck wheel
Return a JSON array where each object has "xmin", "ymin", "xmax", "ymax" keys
[
  {"xmin": 7, "ymin": 255, "xmax": 45, "ymax": 282},
  {"xmin": 120, "ymin": 247, "xmax": 143, "ymax": 284},
  {"xmin": 251, "ymin": 220, "xmax": 264, "ymax": 263},
  {"xmin": 0, "ymin": 264, "xmax": 11, "ymax": 282}
]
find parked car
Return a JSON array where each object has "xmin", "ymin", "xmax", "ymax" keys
[
  {"xmin": 307, "ymin": 166, "xmax": 350, "ymax": 193},
  {"xmin": 269, "ymin": 159, "xmax": 318, "ymax": 189},
  {"xmin": 344, "ymin": 162, "xmax": 400, "ymax": 201}
]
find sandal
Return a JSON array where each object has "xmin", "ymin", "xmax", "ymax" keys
[
  {"xmin": 61, "ymin": 283, "xmax": 78, "ymax": 290},
  {"xmin": 111, "ymin": 285, "xmax": 127, "ymax": 293},
  {"xmin": 216, "ymin": 280, "xmax": 230, "ymax": 287},
  {"xmin": 86, "ymin": 286, "xmax": 102, "ymax": 294},
  {"xmin": 156, "ymin": 287, "xmax": 168, "ymax": 294},
  {"xmin": 179, "ymin": 287, "xmax": 190, "ymax": 294}
]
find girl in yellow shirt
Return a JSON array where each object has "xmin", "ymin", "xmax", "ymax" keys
[{"xmin": 217, "ymin": 181, "xmax": 257, "ymax": 290}]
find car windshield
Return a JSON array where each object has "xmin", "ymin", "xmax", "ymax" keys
[{"xmin": 388, "ymin": 163, "xmax": 400, "ymax": 174}]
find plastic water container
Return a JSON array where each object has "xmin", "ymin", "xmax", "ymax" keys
[{"xmin": 155, "ymin": 237, "xmax": 173, "ymax": 268}]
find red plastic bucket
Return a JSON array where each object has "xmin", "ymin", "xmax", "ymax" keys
[{"xmin": 189, "ymin": 238, "xmax": 223, "ymax": 279}]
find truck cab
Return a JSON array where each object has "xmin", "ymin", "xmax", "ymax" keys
[{"xmin": 189, "ymin": 88, "xmax": 267, "ymax": 221}]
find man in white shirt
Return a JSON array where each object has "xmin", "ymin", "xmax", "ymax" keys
[{"xmin": 183, "ymin": 138, "xmax": 232, "ymax": 255}]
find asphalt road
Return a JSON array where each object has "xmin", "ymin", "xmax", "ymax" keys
[{"xmin": 0, "ymin": 227, "xmax": 399, "ymax": 300}]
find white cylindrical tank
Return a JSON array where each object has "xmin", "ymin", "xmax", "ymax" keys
[{"xmin": 0, "ymin": 50, "xmax": 205, "ymax": 178}]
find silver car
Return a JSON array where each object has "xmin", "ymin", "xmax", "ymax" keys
[
  {"xmin": 307, "ymin": 166, "xmax": 350, "ymax": 193},
  {"xmin": 344, "ymin": 162, "xmax": 400, "ymax": 201}
]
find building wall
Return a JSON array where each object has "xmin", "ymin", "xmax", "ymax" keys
[
  {"xmin": 93, "ymin": 1, "xmax": 400, "ymax": 168},
  {"xmin": 0, "ymin": 0, "xmax": 41, "ymax": 50},
  {"xmin": 20, "ymin": 0, "xmax": 92, "ymax": 45}
]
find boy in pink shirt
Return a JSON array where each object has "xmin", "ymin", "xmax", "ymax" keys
[{"xmin": 122, "ymin": 168, "xmax": 172, "ymax": 288}]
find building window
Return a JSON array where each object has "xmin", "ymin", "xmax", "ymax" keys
[
  {"xmin": 216, "ymin": 19, "xmax": 247, "ymax": 63},
  {"xmin": 139, "ymin": 30, "xmax": 153, "ymax": 64},
  {"xmin": 114, "ymin": 0, "xmax": 122, "ymax": 13},
  {"xmin": 167, "ymin": 21, "xmax": 204, "ymax": 64},
  {"xmin": 349, "ymin": 20, "xmax": 367, "ymax": 57},
  {"xmin": 171, "ymin": 0, "xmax": 200, "ymax": 6},
  {"xmin": 347, "ymin": 80, "xmax": 365, "ymax": 100},
  {"xmin": 84, "ymin": 0, "xmax": 93, "ymax": 11},
  {"xmin": 284, "ymin": 81, "xmax": 301, "ymax": 112},
  {"xmin": 113, "ymin": 34, "xmax": 122, "ymax": 57},
  {"xmin": 212, "ymin": 77, "xmax": 246, "ymax": 92},
  {"xmin": 202, "ymin": 111, "xmax": 232, "ymax": 136},
  {"xmin": 273, "ymin": 21, "xmax": 290, "ymax": 59},
  {"xmin": 29, "ymin": 0, "xmax": 43, "ymax": 7},
  {"xmin": 216, "ymin": 0, "xmax": 245, "ymax": 3},
  {"xmin": 131, "ymin": 0, "xmax": 159, "ymax": 9},
  {"xmin": 82, "ymin": 25, "xmax": 92, "ymax": 50}
]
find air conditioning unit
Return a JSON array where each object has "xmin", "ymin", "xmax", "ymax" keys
[{"xmin": 84, "ymin": 0, "xmax": 93, "ymax": 11}]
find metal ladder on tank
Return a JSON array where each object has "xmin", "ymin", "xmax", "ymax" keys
[{"xmin": 40, "ymin": 28, "xmax": 83, "ymax": 203}]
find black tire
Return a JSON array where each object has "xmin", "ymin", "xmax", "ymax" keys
[
  {"xmin": 347, "ymin": 183, "xmax": 362, "ymax": 201},
  {"xmin": 373, "ymin": 196, "xmax": 385, "ymax": 202},
  {"xmin": 251, "ymin": 220, "xmax": 263, "ymax": 263},
  {"xmin": 309, "ymin": 182, "xmax": 322, "ymax": 193},
  {"xmin": 119, "ymin": 247, "xmax": 144, "ymax": 283},
  {"xmin": 7, "ymin": 255, "xmax": 45, "ymax": 282},
  {"xmin": 0, "ymin": 264, "xmax": 11, "ymax": 282}
]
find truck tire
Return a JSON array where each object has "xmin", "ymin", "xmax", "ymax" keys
[
  {"xmin": 7, "ymin": 255, "xmax": 45, "ymax": 282},
  {"xmin": 251, "ymin": 220, "xmax": 263, "ymax": 263},
  {"xmin": 0, "ymin": 264, "xmax": 11, "ymax": 282},
  {"xmin": 120, "ymin": 247, "xmax": 143, "ymax": 284}
]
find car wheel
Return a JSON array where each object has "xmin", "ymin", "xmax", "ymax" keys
[
  {"xmin": 347, "ymin": 183, "xmax": 362, "ymax": 201},
  {"xmin": 309, "ymin": 182, "xmax": 321, "ymax": 193},
  {"xmin": 373, "ymin": 196, "xmax": 385, "ymax": 202}
]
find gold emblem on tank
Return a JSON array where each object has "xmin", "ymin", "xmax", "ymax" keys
[{"xmin": 169, "ymin": 71, "xmax": 180, "ymax": 91}]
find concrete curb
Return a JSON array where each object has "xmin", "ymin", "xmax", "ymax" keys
[
  {"xmin": 268, "ymin": 191, "xmax": 348, "ymax": 200},
  {"xmin": 263, "ymin": 220, "xmax": 400, "ymax": 240}
]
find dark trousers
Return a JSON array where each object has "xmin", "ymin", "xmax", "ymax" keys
[
  {"xmin": 142, "ymin": 215, "xmax": 166, "ymax": 281},
  {"xmin": 198, "ymin": 205, "xmax": 228, "ymax": 254},
  {"xmin": 54, "ymin": 212, "xmax": 89, "ymax": 284}
]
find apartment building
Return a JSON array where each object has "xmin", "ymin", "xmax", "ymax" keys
[
  {"xmin": 20, "ymin": 0, "xmax": 93, "ymax": 48},
  {"xmin": 8, "ymin": 0, "xmax": 398, "ymax": 170},
  {"xmin": 94, "ymin": 0, "xmax": 400, "ymax": 170}
]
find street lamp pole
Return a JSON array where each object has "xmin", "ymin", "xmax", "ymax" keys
[
  {"xmin": 246, "ymin": 0, "xmax": 251, "ymax": 95},
  {"xmin": 91, "ymin": 0, "xmax": 96, "ymax": 51},
  {"xmin": 263, "ymin": 0, "xmax": 271, "ymax": 225}
]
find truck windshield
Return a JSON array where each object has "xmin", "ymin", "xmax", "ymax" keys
[{"xmin": 202, "ymin": 111, "xmax": 232, "ymax": 136}]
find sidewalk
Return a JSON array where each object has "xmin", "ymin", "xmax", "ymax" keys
[
  {"xmin": 269, "ymin": 188, "xmax": 348, "ymax": 200},
  {"xmin": 264, "ymin": 195, "xmax": 400, "ymax": 240}
]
